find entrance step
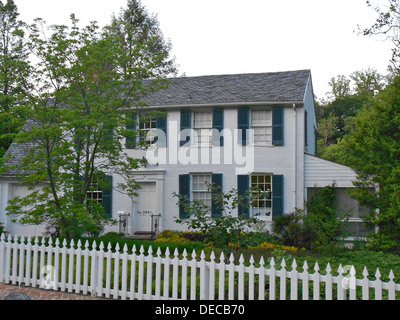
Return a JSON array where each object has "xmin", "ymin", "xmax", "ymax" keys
[{"xmin": 124, "ymin": 232, "xmax": 156, "ymax": 240}]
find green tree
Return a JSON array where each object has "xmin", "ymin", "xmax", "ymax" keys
[
  {"xmin": 1, "ymin": 12, "xmax": 173, "ymax": 238},
  {"xmin": 107, "ymin": 0, "xmax": 177, "ymax": 78},
  {"xmin": 324, "ymin": 76, "xmax": 400, "ymax": 251},
  {"xmin": 0, "ymin": 0, "xmax": 29, "ymax": 158}
]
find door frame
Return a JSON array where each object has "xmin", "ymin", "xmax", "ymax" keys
[{"xmin": 130, "ymin": 170, "xmax": 165, "ymax": 234}]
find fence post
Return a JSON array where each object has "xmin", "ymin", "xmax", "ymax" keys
[
  {"xmin": 97, "ymin": 241, "xmax": 104, "ymax": 297},
  {"xmin": 290, "ymin": 259, "xmax": 298, "ymax": 300}
]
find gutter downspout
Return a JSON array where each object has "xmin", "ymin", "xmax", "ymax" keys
[{"xmin": 293, "ymin": 103, "xmax": 297, "ymax": 210}]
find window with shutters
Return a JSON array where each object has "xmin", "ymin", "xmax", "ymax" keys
[
  {"xmin": 191, "ymin": 173, "xmax": 212, "ymax": 207},
  {"xmin": 139, "ymin": 115, "xmax": 157, "ymax": 147},
  {"xmin": 251, "ymin": 109, "xmax": 272, "ymax": 145},
  {"xmin": 86, "ymin": 183, "xmax": 103, "ymax": 205},
  {"xmin": 193, "ymin": 111, "xmax": 213, "ymax": 146},
  {"xmin": 250, "ymin": 174, "xmax": 272, "ymax": 218}
]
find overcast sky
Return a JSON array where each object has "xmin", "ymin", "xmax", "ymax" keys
[{"xmin": 13, "ymin": 0, "xmax": 394, "ymax": 99}]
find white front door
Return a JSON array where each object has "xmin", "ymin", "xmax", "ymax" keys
[{"xmin": 135, "ymin": 182, "xmax": 157, "ymax": 232}]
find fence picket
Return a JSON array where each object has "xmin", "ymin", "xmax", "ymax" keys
[
  {"xmin": 269, "ymin": 258, "xmax": 276, "ymax": 300},
  {"xmin": 172, "ymin": 248, "xmax": 179, "ymax": 300},
  {"xmin": 53, "ymin": 238, "xmax": 60, "ymax": 291},
  {"xmin": 280, "ymin": 259, "xmax": 287, "ymax": 300},
  {"xmin": 218, "ymin": 252, "xmax": 225, "ymax": 300},
  {"xmin": 163, "ymin": 247, "xmax": 171, "ymax": 300},
  {"xmin": 302, "ymin": 261, "xmax": 309, "ymax": 300},
  {"xmin": 0, "ymin": 234, "xmax": 399, "ymax": 301},
  {"xmin": 181, "ymin": 249, "xmax": 188, "ymax": 300},
  {"xmin": 258, "ymin": 256, "xmax": 265, "ymax": 300},
  {"xmin": 375, "ymin": 268, "xmax": 382, "ymax": 300},
  {"xmin": 154, "ymin": 247, "xmax": 162, "ymax": 300},
  {"xmin": 121, "ymin": 244, "xmax": 129, "ymax": 300},
  {"xmin": 313, "ymin": 262, "xmax": 320, "ymax": 300}
]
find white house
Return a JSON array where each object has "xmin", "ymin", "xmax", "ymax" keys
[{"xmin": 0, "ymin": 70, "xmax": 369, "ymax": 238}]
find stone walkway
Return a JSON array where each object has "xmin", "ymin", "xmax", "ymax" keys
[{"xmin": 0, "ymin": 283, "xmax": 108, "ymax": 300}]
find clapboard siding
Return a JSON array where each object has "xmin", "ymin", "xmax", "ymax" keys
[{"xmin": 304, "ymin": 154, "xmax": 357, "ymax": 188}]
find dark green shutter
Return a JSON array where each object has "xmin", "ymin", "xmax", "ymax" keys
[
  {"xmin": 126, "ymin": 112, "xmax": 137, "ymax": 149},
  {"xmin": 212, "ymin": 109, "xmax": 224, "ymax": 146},
  {"xmin": 211, "ymin": 173, "xmax": 223, "ymax": 217},
  {"xmin": 272, "ymin": 175, "xmax": 284, "ymax": 219},
  {"xmin": 102, "ymin": 175, "xmax": 113, "ymax": 218},
  {"xmin": 272, "ymin": 108, "xmax": 284, "ymax": 146},
  {"xmin": 156, "ymin": 114, "xmax": 167, "ymax": 147},
  {"xmin": 237, "ymin": 175, "xmax": 250, "ymax": 217},
  {"xmin": 179, "ymin": 174, "xmax": 190, "ymax": 219},
  {"xmin": 238, "ymin": 108, "xmax": 249, "ymax": 145},
  {"xmin": 180, "ymin": 110, "xmax": 191, "ymax": 146}
]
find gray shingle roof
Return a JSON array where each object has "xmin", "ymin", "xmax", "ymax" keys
[{"xmin": 143, "ymin": 69, "xmax": 311, "ymax": 107}]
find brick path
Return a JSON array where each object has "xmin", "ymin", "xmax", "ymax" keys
[{"xmin": 0, "ymin": 283, "xmax": 108, "ymax": 300}]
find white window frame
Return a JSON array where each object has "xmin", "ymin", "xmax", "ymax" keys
[
  {"xmin": 193, "ymin": 110, "xmax": 213, "ymax": 146},
  {"xmin": 138, "ymin": 114, "xmax": 157, "ymax": 147},
  {"xmin": 250, "ymin": 108, "xmax": 272, "ymax": 146},
  {"xmin": 250, "ymin": 174, "xmax": 272, "ymax": 219},
  {"xmin": 191, "ymin": 173, "xmax": 212, "ymax": 208}
]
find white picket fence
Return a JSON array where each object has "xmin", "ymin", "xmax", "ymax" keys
[{"xmin": 0, "ymin": 233, "xmax": 399, "ymax": 300}]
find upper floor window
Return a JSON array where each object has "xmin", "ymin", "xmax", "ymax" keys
[
  {"xmin": 251, "ymin": 109, "xmax": 272, "ymax": 145},
  {"xmin": 193, "ymin": 111, "xmax": 213, "ymax": 145},
  {"xmin": 139, "ymin": 116, "xmax": 157, "ymax": 147}
]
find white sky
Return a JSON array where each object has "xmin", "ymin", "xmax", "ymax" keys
[{"xmin": 13, "ymin": 0, "xmax": 394, "ymax": 100}]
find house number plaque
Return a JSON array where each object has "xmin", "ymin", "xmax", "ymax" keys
[{"xmin": 138, "ymin": 210, "xmax": 154, "ymax": 216}]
